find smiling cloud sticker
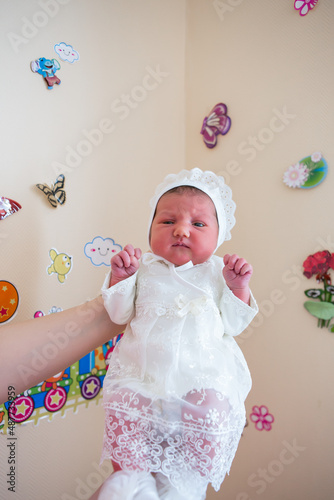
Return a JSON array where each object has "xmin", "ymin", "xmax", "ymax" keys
[
  {"xmin": 54, "ymin": 42, "xmax": 80, "ymax": 63},
  {"xmin": 84, "ymin": 237, "xmax": 122, "ymax": 266}
]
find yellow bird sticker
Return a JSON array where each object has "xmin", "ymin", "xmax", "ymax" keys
[{"xmin": 47, "ymin": 249, "xmax": 72, "ymax": 283}]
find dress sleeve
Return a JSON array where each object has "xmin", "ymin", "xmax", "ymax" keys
[
  {"xmin": 101, "ymin": 271, "xmax": 137, "ymax": 325},
  {"xmin": 219, "ymin": 283, "xmax": 258, "ymax": 337}
]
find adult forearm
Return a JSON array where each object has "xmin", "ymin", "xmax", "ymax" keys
[{"xmin": 0, "ymin": 296, "xmax": 124, "ymax": 403}]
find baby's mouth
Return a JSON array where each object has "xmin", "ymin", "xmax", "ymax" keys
[{"xmin": 172, "ymin": 242, "xmax": 189, "ymax": 248}]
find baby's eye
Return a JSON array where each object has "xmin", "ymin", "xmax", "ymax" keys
[
  {"xmin": 162, "ymin": 220, "xmax": 174, "ymax": 225},
  {"xmin": 193, "ymin": 222, "xmax": 205, "ymax": 227}
]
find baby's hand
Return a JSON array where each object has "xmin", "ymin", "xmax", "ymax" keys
[
  {"xmin": 223, "ymin": 253, "xmax": 253, "ymax": 304},
  {"xmin": 109, "ymin": 244, "xmax": 142, "ymax": 287}
]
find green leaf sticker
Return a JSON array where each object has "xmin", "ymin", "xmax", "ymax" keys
[
  {"xmin": 300, "ymin": 154, "xmax": 328, "ymax": 189},
  {"xmin": 304, "ymin": 301, "xmax": 334, "ymax": 320}
]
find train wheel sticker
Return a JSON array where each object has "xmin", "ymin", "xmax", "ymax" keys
[
  {"xmin": 8, "ymin": 396, "xmax": 34, "ymax": 423},
  {"xmin": 81, "ymin": 376, "xmax": 101, "ymax": 399},
  {"xmin": 0, "ymin": 281, "xmax": 19, "ymax": 324},
  {"xmin": 44, "ymin": 387, "xmax": 67, "ymax": 412}
]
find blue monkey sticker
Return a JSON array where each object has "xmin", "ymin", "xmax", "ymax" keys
[{"xmin": 31, "ymin": 57, "xmax": 61, "ymax": 90}]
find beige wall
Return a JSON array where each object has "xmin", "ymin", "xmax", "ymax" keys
[
  {"xmin": 1, "ymin": 0, "xmax": 333, "ymax": 499},
  {"xmin": 185, "ymin": 2, "xmax": 334, "ymax": 500}
]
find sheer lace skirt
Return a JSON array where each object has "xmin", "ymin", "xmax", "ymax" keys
[{"xmin": 101, "ymin": 386, "xmax": 246, "ymax": 496}]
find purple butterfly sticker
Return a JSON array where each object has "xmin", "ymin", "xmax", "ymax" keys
[{"xmin": 200, "ymin": 103, "xmax": 231, "ymax": 149}]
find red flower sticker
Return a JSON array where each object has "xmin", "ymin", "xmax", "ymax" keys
[
  {"xmin": 303, "ymin": 250, "xmax": 334, "ymax": 283},
  {"xmin": 303, "ymin": 250, "xmax": 334, "ymax": 329}
]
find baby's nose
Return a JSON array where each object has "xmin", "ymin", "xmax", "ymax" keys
[{"xmin": 174, "ymin": 223, "xmax": 190, "ymax": 238}]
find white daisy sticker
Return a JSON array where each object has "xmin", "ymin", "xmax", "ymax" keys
[{"xmin": 283, "ymin": 153, "xmax": 328, "ymax": 189}]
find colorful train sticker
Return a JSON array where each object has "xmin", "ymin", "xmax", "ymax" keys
[{"xmin": 0, "ymin": 334, "xmax": 123, "ymax": 433}]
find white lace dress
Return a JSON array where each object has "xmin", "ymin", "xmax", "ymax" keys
[{"xmin": 101, "ymin": 253, "xmax": 258, "ymax": 498}]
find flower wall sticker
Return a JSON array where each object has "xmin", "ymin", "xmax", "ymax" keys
[
  {"xmin": 200, "ymin": 103, "xmax": 231, "ymax": 149},
  {"xmin": 294, "ymin": 0, "xmax": 318, "ymax": 16},
  {"xmin": 250, "ymin": 405, "xmax": 274, "ymax": 431},
  {"xmin": 303, "ymin": 251, "xmax": 334, "ymax": 329},
  {"xmin": 283, "ymin": 152, "xmax": 327, "ymax": 189}
]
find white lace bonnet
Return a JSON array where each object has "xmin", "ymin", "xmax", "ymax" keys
[{"xmin": 148, "ymin": 168, "xmax": 236, "ymax": 249}]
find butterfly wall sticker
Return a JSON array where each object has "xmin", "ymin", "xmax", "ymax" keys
[
  {"xmin": 36, "ymin": 174, "xmax": 66, "ymax": 208},
  {"xmin": 200, "ymin": 103, "xmax": 231, "ymax": 149},
  {"xmin": 0, "ymin": 197, "xmax": 22, "ymax": 220}
]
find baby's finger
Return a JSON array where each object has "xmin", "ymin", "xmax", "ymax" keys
[
  {"xmin": 227, "ymin": 254, "xmax": 240, "ymax": 269},
  {"xmin": 240, "ymin": 262, "xmax": 253, "ymax": 276},
  {"xmin": 120, "ymin": 250, "xmax": 133, "ymax": 268},
  {"xmin": 123, "ymin": 244, "xmax": 135, "ymax": 257},
  {"xmin": 112, "ymin": 253, "xmax": 127, "ymax": 269},
  {"xmin": 223, "ymin": 254, "xmax": 231, "ymax": 266},
  {"xmin": 134, "ymin": 247, "xmax": 142, "ymax": 260},
  {"xmin": 234, "ymin": 257, "xmax": 247, "ymax": 274}
]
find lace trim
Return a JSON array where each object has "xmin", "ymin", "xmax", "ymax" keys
[{"xmin": 102, "ymin": 389, "xmax": 245, "ymax": 494}]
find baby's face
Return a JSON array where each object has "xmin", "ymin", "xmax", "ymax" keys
[{"xmin": 150, "ymin": 190, "xmax": 219, "ymax": 266}]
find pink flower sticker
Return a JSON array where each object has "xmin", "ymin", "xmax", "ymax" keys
[
  {"xmin": 294, "ymin": 0, "xmax": 318, "ymax": 16},
  {"xmin": 283, "ymin": 162, "xmax": 309, "ymax": 188},
  {"xmin": 250, "ymin": 405, "xmax": 275, "ymax": 431}
]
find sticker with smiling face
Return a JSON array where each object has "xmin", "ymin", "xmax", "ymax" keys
[
  {"xmin": 31, "ymin": 57, "xmax": 61, "ymax": 90},
  {"xmin": 47, "ymin": 249, "xmax": 73, "ymax": 283},
  {"xmin": 84, "ymin": 237, "xmax": 122, "ymax": 267},
  {"xmin": 54, "ymin": 42, "xmax": 80, "ymax": 64}
]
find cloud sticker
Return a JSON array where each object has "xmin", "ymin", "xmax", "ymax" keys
[
  {"xmin": 54, "ymin": 42, "xmax": 80, "ymax": 63},
  {"xmin": 84, "ymin": 237, "xmax": 122, "ymax": 267}
]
